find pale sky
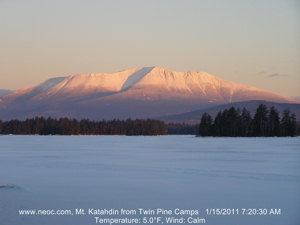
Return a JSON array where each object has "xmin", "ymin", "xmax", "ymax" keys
[{"xmin": 0, "ymin": 0, "xmax": 299, "ymax": 98}]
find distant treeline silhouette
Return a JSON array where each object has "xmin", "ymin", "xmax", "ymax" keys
[
  {"xmin": 198, "ymin": 104, "xmax": 299, "ymax": 137},
  {"xmin": 166, "ymin": 123, "xmax": 198, "ymax": 135},
  {"xmin": 1, "ymin": 104, "xmax": 298, "ymax": 136},
  {"xmin": 0, "ymin": 117, "xmax": 167, "ymax": 135}
]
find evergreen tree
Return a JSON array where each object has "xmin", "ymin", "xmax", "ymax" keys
[
  {"xmin": 213, "ymin": 111, "xmax": 223, "ymax": 136},
  {"xmin": 227, "ymin": 107, "xmax": 239, "ymax": 136},
  {"xmin": 280, "ymin": 109, "xmax": 292, "ymax": 136},
  {"xmin": 214, "ymin": 107, "xmax": 240, "ymax": 136},
  {"xmin": 0, "ymin": 117, "xmax": 167, "ymax": 136},
  {"xmin": 197, "ymin": 105, "xmax": 298, "ymax": 137},
  {"xmin": 166, "ymin": 122, "xmax": 198, "ymax": 134},
  {"xmin": 199, "ymin": 113, "xmax": 212, "ymax": 136},
  {"xmin": 253, "ymin": 104, "xmax": 268, "ymax": 136},
  {"xmin": 296, "ymin": 121, "xmax": 300, "ymax": 136},
  {"xmin": 240, "ymin": 108, "xmax": 252, "ymax": 136},
  {"xmin": 289, "ymin": 113, "xmax": 297, "ymax": 137},
  {"xmin": 268, "ymin": 106, "xmax": 280, "ymax": 136}
]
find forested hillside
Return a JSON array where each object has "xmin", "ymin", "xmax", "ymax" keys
[
  {"xmin": 198, "ymin": 104, "xmax": 299, "ymax": 137},
  {"xmin": 0, "ymin": 118, "xmax": 167, "ymax": 136}
]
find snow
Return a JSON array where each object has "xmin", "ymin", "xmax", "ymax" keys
[
  {"xmin": 0, "ymin": 89, "xmax": 13, "ymax": 97},
  {"xmin": 121, "ymin": 66, "xmax": 155, "ymax": 91},
  {"xmin": 2, "ymin": 66, "xmax": 295, "ymax": 103},
  {"xmin": 0, "ymin": 66, "xmax": 297, "ymax": 120},
  {"xmin": 34, "ymin": 77, "xmax": 66, "ymax": 92},
  {"xmin": 58, "ymin": 70, "xmax": 135, "ymax": 93},
  {"xmin": 0, "ymin": 136, "xmax": 299, "ymax": 225}
]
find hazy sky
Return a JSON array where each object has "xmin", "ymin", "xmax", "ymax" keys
[{"xmin": 0, "ymin": 0, "xmax": 299, "ymax": 98}]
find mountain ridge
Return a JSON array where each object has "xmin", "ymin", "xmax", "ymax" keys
[
  {"xmin": 0, "ymin": 89, "xmax": 13, "ymax": 97},
  {"xmin": 157, "ymin": 100, "xmax": 300, "ymax": 124},
  {"xmin": 0, "ymin": 66, "xmax": 297, "ymax": 120}
]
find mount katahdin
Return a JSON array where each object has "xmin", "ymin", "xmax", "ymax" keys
[{"xmin": 0, "ymin": 66, "xmax": 297, "ymax": 120}]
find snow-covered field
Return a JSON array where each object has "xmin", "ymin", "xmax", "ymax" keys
[{"xmin": 0, "ymin": 136, "xmax": 299, "ymax": 225}]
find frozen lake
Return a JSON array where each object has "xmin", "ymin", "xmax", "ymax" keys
[{"xmin": 0, "ymin": 135, "xmax": 299, "ymax": 225}]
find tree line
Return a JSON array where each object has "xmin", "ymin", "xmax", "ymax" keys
[
  {"xmin": 198, "ymin": 104, "xmax": 299, "ymax": 137},
  {"xmin": 0, "ymin": 117, "xmax": 167, "ymax": 136},
  {"xmin": 1, "ymin": 105, "xmax": 298, "ymax": 136},
  {"xmin": 166, "ymin": 122, "xmax": 198, "ymax": 135}
]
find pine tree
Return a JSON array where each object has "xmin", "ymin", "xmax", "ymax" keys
[
  {"xmin": 0, "ymin": 120, "xmax": 2, "ymax": 134},
  {"xmin": 289, "ymin": 113, "xmax": 297, "ymax": 137},
  {"xmin": 268, "ymin": 106, "xmax": 280, "ymax": 136},
  {"xmin": 213, "ymin": 111, "xmax": 222, "ymax": 136},
  {"xmin": 253, "ymin": 104, "xmax": 268, "ymax": 136},
  {"xmin": 227, "ymin": 107, "xmax": 239, "ymax": 136},
  {"xmin": 281, "ymin": 109, "xmax": 291, "ymax": 136},
  {"xmin": 241, "ymin": 108, "xmax": 252, "ymax": 136},
  {"xmin": 199, "ymin": 113, "xmax": 212, "ymax": 136}
]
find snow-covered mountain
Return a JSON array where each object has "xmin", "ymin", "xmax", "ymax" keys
[
  {"xmin": 0, "ymin": 89, "xmax": 13, "ymax": 97},
  {"xmin": 0, "ymin": 66, "xmax": 297, "ymax": 120}
]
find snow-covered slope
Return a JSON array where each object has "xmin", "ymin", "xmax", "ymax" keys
[
  {"xmin": 0, "ymin": 66, "xmax": 297, "ymax": 120},
  {"xmin": 0, "ymin": 89, "xmax": 13, "ymax": 97}
]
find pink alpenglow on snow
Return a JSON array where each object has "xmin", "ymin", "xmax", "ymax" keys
[{"xmin": 0, "ymin": 66, "xmax": 297, "ymax": 120}]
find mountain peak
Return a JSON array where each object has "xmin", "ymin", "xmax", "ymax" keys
[
  {"xmin": 120, "ymin": 67, "xmax": 155, "ymax": 91},
  {"xmin": 0, "ymin": 66, "xmax": 297, "ymax": 121}
]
